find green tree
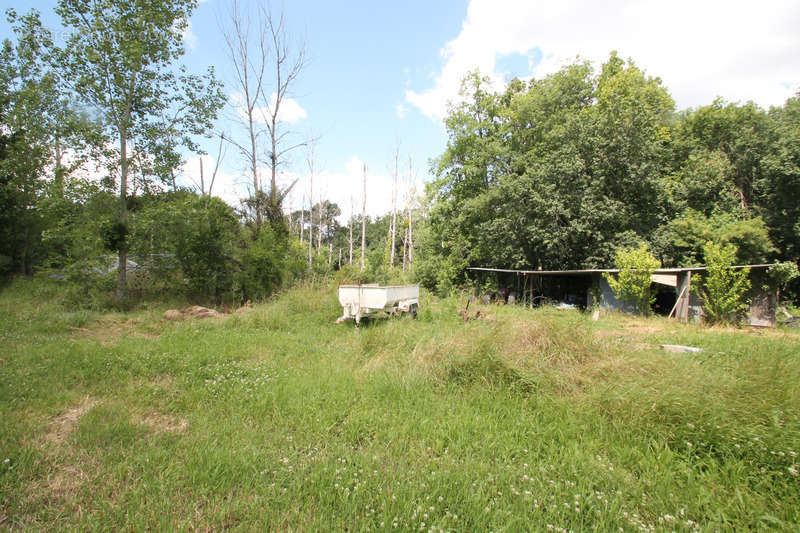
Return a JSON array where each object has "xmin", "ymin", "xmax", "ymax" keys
[
  {"xmin": 54, "ymin": 0, "xmax": 225, "ymax": 302},
  {"xmin": 692, "ymin": 242, "xmax": 751, "ymax": 324},
  {"xmin": 603, "ymin": 243, "xmax": 661, "ymax": 315},
  {"xmin": 762, "ymin": 94, "xmax": 800, "ymax": 262},
  {"xmin": 667, "ymin": 209, "xmax": 775, "ymax": 265},
  {"xmin": 0, "ymin": 9, "xmax": 93, "ymax": 275},
  {"xmin": 678, "ymin": 99, "xmax": 771, "ymax": 214}
]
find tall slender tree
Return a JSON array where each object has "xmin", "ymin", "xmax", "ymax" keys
[
  {"xmin": 390, "ymin": 142, "xmax": 399, "ymax": 267},
  {"xmin": 55, "ymin": 0, "xmax": 224, "ymax": 301},
  {"xmin": 361, "ymin": 164, "xmax": 366, "ymax": 271}
]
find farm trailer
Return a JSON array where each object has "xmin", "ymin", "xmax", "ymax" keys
[{"xmin": 336, "ymin": 284, "xmax": 419, "ymax": 324}]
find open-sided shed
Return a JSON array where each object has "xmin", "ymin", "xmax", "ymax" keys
[{"xmin": 469, "ymin": 264, "xmax": 777, "ymax": 326}]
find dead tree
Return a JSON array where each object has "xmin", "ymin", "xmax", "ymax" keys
[
  {"xmin": 220, "ymin": 1, "xmax": 305, "ymax": 226},
  {"xmin": 348, "ymin": 196, "xmax": 353, "ymax": 265},
  {"xmin": 220, "ymin": 1, "xmax": 267, "ymax": 225},
  {"xmin": 390, "ymin": 142, "xmax": 399, "ymax": 267},
  {"xmin": 317, "ymin": 191, "xmax": 323, "ymax": 254},
  {"xmin": 299, "ymin": 192, "xmax": 305, "ymax": 244},
  {"xmin": 306, "ymin": 137, "xmax": 320, "ymax": 265},
  {"xmin": 407, "ymin": 155, "xmax": 415, "ymax": 266},
  {"xmin": 259, "ymin": 7, "xmax": 306, "ymax": 222},
  {"xmin": 361, "ymin": 164, "xmax": 367, "ymax": 272}
]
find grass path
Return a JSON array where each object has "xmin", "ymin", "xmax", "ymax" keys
[{"xmin": 1, "ymin": 279, "xmax": 798, "ymax": 531}]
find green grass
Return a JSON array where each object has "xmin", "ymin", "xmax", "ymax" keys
[{"xmin": 1, "ymin": 278, "xmax": 799, "ymax": 531}]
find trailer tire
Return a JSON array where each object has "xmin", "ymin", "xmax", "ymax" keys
[{"xmin": 409, "ymin": 304, "xmax": 418, "ymax": 318}]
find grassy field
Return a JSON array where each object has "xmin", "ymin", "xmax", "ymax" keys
[{"xmin": 1, "ymin": 278, "xmax": 799, "ymax": 532}]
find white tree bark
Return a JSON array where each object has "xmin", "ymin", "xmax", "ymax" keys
[
  {"xmin": 361, "ymin": 164, "xmax": 367, "ymax": 272},
  {"xmin": 390, "ymin": 143, "xmax": 399, "ymax": 267}
]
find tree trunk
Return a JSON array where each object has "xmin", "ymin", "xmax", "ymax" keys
[
  {"xmin": 116, "ymin": 130, "xmax": 128, "ymax": 302},
  {"xmin": 402, "ymin": 224, "xmax": 407, "ymax": 272},
  {"xmin": 390, "ymin": 146, "xmax": 398, "ymax": 267},
  {"xmin": 317, "ymin": 197, "xmax": 323, "ymax": 253},
  {"xmin": 408, "ymin": 207, "xmax": 413, "ymax": 265},
  {"xmin": 361, "ymin": 164, "xmax": 366, "ymax": 272},
  {"xmin": 349, "ymin": 197, "xmax": 353, "ymax": 265},
  {"xmin": 300, "ymin": 194, "xmax": 305, "ymax": 244},
  {"xmin": 200, "ymin": 157, "xmax": 205, "ymax": 195},
  {"xmin": 308, "ymin": 175, "xmax": 313, "ymax": 265}
]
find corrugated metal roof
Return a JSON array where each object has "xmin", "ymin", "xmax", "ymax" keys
[{"xmin": 468, "ymin": 264, "xmax": 775, "ymax": 275}]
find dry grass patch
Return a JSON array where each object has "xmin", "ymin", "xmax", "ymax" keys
[
  {"xmin": 136, "ymin": 412, "xmax": 188, "ymax": 435},
  {"xmin": 69, "ymin": 315, "xmax": 162, "ymax": 346},
  {"xmin": 46, "ymin": 397, "xmax": 97, "ymax": 445}
]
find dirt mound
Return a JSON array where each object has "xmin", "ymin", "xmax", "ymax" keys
[{"xmin": 164, "ymin": 306, "xmax": 220, "ymax": 320}]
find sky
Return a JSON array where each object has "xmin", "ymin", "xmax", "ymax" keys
[{"xmin": 2, "ymin": 0, "xmax": 800, "ymax": 221}]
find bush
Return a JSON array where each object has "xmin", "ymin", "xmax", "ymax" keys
[
  {"xmin": 692, "ymin": 241, "xmax": 751, "ymax": 324},
  {"xmin": 603, "ymin": 243, "xmax": 660, "ymax": 315}
]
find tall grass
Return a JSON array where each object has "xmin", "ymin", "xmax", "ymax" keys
[{"xmin": 1, "ymin": 279, "xmax": 798, "ymax": 531}]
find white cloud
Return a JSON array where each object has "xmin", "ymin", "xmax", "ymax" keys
[
  {"xmin": 181, "ymin": 20, "xmax": 197, "ymax": 50},
  {"xmin": 407, "ymin": 0, "xmax": 800, "ymax": 120},
  {"xmin": 395, "ymin": 103, "xmax": 408, "ymax": 119},
  {"xmin": 230, "ymin": 91, "xmax": 308, "ymax": 125}
]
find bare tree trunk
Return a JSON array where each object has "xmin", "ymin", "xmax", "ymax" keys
[
  {"xmin": 361, "ymin": 164, "xmax": 366, "ymax": 272},
  {"xmin": 402, "ymin": 224, "xmax": 408, "ymax": 272},
  {"xmin": 205, "ymin": 133, "xmax": 225, "ymax": 197},
  {"xmin": 338, "ymin": 248, "xmax": 342, "ymax": 269},
  {"xmin": 390, "ymin": 143, "xmax": 399, "ymax": 267},
  {"xmin": 407, "ymin": 155, "xmax": 414, "ymax": 266},
  {"xmin": 199, "ymin": 157, "xmax": 205, "ymax": 195},
  {"xmin": 307, "ymin": 173, "xmax": 313, "ymax": 265},
  {"xmin": 348, "ymin": 197, "xmax": 353, "ymax": 266},
  {"xmin": 317, "ymin": 195, "xmax": 323, "ymax": 253},
  {"xmin": 299, "ymin": 193, "xmax": 305, "ymax": 244},
  {"xmin": 328, "ymin": 241, "xmax": 332, "ymax": 265},
  {"xmin": 116, "ymin": 129, "xmax": 128, "ymax": 302},
  {"xmin": 408, "ymin": 205, "xmax": 413, "ymax": 265}
]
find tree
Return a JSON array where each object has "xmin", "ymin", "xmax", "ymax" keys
[
  {"xmin": 221, "ymin": 0, "xmax": 306, "ymax": 227},
  {"xmin": 390, "ymin": 142, "xmax": 399, "ymax": 267},
  {"xmin": 361, "ymin": 164, "xmax": 367, "ymax": 271},
  {"xmin": 603, "ymin": 244, "xmax": 660, "ymax": 315},
  {"xmin": 679, "ymin": 99, "xmax": 771, "ymax": 215},
  {"xmin": 0, "ymin": 9, "xmax": 98, "ymax": 276},
  {"xmin": 692, "ymin": 242, "xmax": 751, "ymax": 324},
  {"xmin": 55, "ymin": 0, "xmax": 224, "ymax": 301},
  {"xmin": 666, "ymin": 209, "xmax": 775, "ymax": 266},
  {"xmin": 762, "ymin": 93, "xmax": 800, "ymax": 261}
]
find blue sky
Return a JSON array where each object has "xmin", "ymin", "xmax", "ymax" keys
[{"xmin": 3, "ymin": 0, "xmax": 800, "ymax": 218}]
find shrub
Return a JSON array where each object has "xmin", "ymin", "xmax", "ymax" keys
[
  {"xmin": 603, "ymin": 243, "xmax": 660, "ymax": 315},
  {"xmin": 766, "ymin": 261, "xmax": 799, "ymax": 305},
  {"xmin": 692, "ymin": 241, "xmax": 751, "ymax": 324}
]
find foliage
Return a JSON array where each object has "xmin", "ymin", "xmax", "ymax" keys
[
  {"xmin": 762, "ymin": 94, "xmax": 800, "ymax": 261},
  {"xmin": 666, "ymin": 209, "xmax": 775, "ymax": 265},
  {"xmin": 766, "ymin": 261, "xmax": 799, "ymax": 304},
  {"xmin": 54, "ymin": 0, "xmax": 225, "ymax": 300},
  {"xmin": 235, "ymin": 226, "xmax": 306, "ymax": 303},
  {"xmin": 603, "ymin": 243, "xmax": 660, "ymax": 315},
  {"xmin": 692, "ymin": 242, "xmax": 751, "ymax": 324},
  {"xmin": 423, "ymin": 54, "xmax": 676, "ymax": 291}
]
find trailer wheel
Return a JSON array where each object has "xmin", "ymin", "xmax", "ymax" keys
[{"xmin": 409, "ymin": 304, "xmax": 418, "ymax": 318}]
